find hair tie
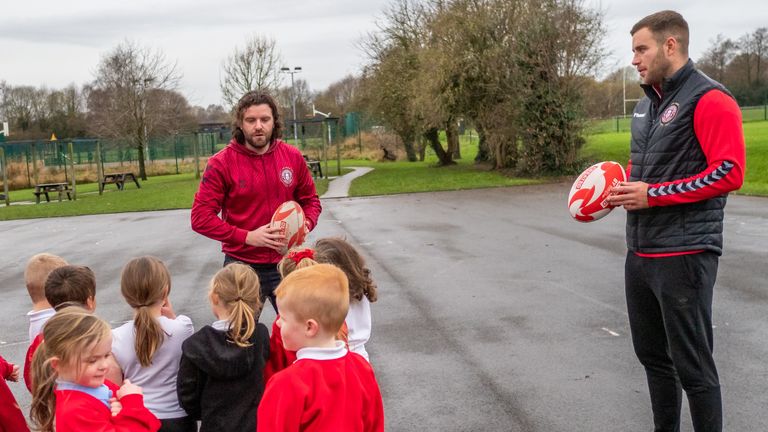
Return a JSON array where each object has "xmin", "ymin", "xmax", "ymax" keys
[
  {"xmin": 287, "ymin": 249, "xmax": 314, "ymax": 265},
  {"xmin": 234, "ymin": 296, "xmax": 244, "ymax": 302}
]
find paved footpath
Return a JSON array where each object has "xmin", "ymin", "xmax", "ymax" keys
[
  {"xmin": 1, "ymin": 183, "xmax": 766, "ymax": 431},
  {"xmin": 321, "ymin": 167, "xmax": 374, "ymax": 198}
]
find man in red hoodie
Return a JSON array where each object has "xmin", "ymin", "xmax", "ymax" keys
[{"xmin": 191, "ymin": 91, "xmax": 322, "ymax": 311}]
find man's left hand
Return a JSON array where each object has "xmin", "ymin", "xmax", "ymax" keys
[{"xmin": 607, "ymin": 181, "xmax": 650, "ymax": 211}]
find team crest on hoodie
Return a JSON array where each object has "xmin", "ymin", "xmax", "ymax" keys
[{"xmin": 280, "ymin": 167, "xmax": 294, "ymax": 186}]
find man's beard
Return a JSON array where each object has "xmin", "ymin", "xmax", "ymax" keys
[
  {"xmin": 645, "ymin": 51, "xmax": 672, "ymax": 85},
  {"xmin": 245, "ymin": 132, "xmax": 271, "ymax": 149}
]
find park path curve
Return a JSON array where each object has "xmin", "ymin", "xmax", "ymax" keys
[{"xmin": 320, "ymin": 167, "xmax": 373, "ymax": 199}]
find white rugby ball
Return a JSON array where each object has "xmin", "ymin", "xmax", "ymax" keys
[
  {"xmin": 568, "ymin": 161, "xmax": 626, "ymax": 222},
  {"xmin": 270, "ymin": 201, "xmax": 306, "ymax": 254}
]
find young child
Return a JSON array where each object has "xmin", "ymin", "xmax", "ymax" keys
[
  {"xmin": 24, "ymin": 253, "xmax": 68, "ymax": 342},
  {"xmin": 263, "ymin": 248, "xmax": 319, "ymax": 382},
  {"xmin": 25, "ymin": 264, "xmax": 97, "ymax": 393},
  {"xmin": 30, "ymin": 306, "xmax": 160, "ymax": 432},
  {"xmin": 257, "ymin": 264, "xmax": 384, "ymax": 432},
  {"xmin": 110, "ymin": 256, "xmax": 195, "ymax": 432},
  {"xmin": 314, "ymin": 237, "xmax": 378, "ymax": 361},
  {"xmin": 0, "ymin": 354, "xmax": 28, "ymax": 432},
  {"xmin": 177, "ymin": 263, "xmax": 269, "ymax": 432}
]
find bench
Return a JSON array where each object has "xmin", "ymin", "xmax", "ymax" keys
[
  {"xmin": 303, "ymin": 156, "xmax": 323, "ymax": 178},
  {"xmin": 34, "ymin": 183, "xmax": 72, "ymax": 204},
  {"xmin": 101, "ymin": 172, "xmax": 141, "ymax": 191}
]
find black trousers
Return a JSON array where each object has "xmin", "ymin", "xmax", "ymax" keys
[
  {"xmin": 223, "ymin": 255, "xmax": 281, "ymax": 313},
  {"xmin": 625, "ymin": 251, "xmax": 722, "ymax": 432},
  {"xmin": 159, "ymin": 416, "xmax": 197, "ymax": 432}
]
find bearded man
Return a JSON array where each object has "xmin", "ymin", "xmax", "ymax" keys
[{"xmin": 192, "ymin": 91, "xmax": 321, "ymax": 312}]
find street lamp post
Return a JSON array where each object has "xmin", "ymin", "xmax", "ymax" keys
[
  {"xmin": 280, "ymin": 66, "xmax": 302, "ymax": 143},
  {"xmin": 141, "ymin": 77, "xmax": 154, "ymax": 161}
]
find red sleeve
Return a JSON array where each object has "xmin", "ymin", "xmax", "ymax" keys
[
  {"xmin": 190, "ymin": 157, "xmax": 249, "ymax": 245},
  {"xmin": 293, "ymin": 155, "xmax": 322, "ymax": 231},
  {"xmin": 0, "ymin": 355, "xmax": 11, "ymax": 379},
  {"xmin": 0, "ymin": 376, "xmax": 29, "ymax": 432},
  {"xmin": 257, "ymin": 371, "xmax": 306, "ymax": 432},
  {"xmin": 364, "ymin": 368, "xmax": 385, "ymax": 432},
  {"xmin": 24, "ymin": 334, "xmax": 43, "ymax": 393},
  {"xmin": 113, "ymin": 393, "xmax": 161, "ymax": 432},
  {"xmin": 263, "ymin": 317, "xmax": 296, "ymax": 385},
  {"xmin": 647, "ymin": 89, "xmax": 746, "ymax": 206}
]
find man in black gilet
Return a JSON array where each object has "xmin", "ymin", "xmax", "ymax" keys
[{"xmin": 608, "ymin": 10, "xmax": 746, "ymax": 432}]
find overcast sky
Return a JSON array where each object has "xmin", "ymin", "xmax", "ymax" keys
[{"xmin": 1, "ymin": 0, "xmax": 765, "ymax": 108}]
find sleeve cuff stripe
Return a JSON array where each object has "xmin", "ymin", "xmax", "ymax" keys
[{"xmin": 648, "ymin": 161, "xmax": 734, "ymax": 197}]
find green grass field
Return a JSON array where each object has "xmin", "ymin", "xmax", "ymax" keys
[
  {"xmin": 581, "ymin": 121, "xmax": 768, "ymax": 196},
  {"xmin": 0, "ymin": 173, "xmax": 332, "ymax": 221},
  {"xmin": 2, "ymin": 120, "xmax": 764, "ymax": 221},
  {"xmin": 587, "ymin": 105, "xmax": 768, "ymax": 135},
  {"xmin": 341, "ymin": 158, "xmax": 537, "ymax": 196}
]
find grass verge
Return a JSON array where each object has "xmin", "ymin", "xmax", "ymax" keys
[
  {"xmin": 343, "ymin": 159, "xmax": 539, "ymax": 196},
  {"xmin": 1, "ymin": 173, "xmax": 332, "ymax": 221},
  {"xmin": 581, "ymin": 121, "xmax": 768, "ymax": 197}
]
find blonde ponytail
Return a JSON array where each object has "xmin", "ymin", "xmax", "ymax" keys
[{"xmin": 211, "ymin": 263, "xmax": 262, "ymax": 347}]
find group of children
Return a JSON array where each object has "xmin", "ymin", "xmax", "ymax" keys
[{"xmin": 0, "ymin": 237, "xmax": 384, "ymax": 432}]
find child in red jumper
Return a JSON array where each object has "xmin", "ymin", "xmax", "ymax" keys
[
  {"xmin": 30, "ymin": 306, "xmax": 160, "ymax": 432},
  {"xmin": 24, "ymin": 264, "xmax": 97, "ymax": 393},
  {"xmin": 257, "ymin": 264, "xmax": 383, "ymax": 432},
  {"xmin": 0, "ymin": 355, "xmax": 29, "ymax": 432},
  {"xmin": 263, "ymin": 249, "xmax": 349, "ymax": 384}
]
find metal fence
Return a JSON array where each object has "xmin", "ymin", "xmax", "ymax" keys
[{"xmin": 0, "ymin": 132, "xmax": 225, "ymax": 190}]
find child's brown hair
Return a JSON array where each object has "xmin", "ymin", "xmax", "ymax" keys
[
  {"xmin": 275, "ymin": 264, "xmax": 350, "ymax": 334},
  {"xmin": 44, "ymin": 265, "xmax": 96, "ymax": 309},
  {"xmin": 25, "ymin": 253, "xmax": 68, "ymax": 305},
  {"xmin": 120, "ymin": 256, "xmax": 170, "ymax": 367},
  {"xmin": 314, "ymin": 238, "xmax": 378, "ymax": 302},
  {"xmin": 30, "ymin": 306, "xmax": 111, "ymax": 432},
  {"xmin": 210, "ymin": 263, "xmax": 263, "ymax": 347}
]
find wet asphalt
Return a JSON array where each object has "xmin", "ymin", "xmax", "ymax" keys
[{"xmin": 1, "ymin": 182, "xmax": 766, "ymax": 431}]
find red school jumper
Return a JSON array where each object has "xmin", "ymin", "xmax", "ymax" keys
[
  {"xmin": 258, "ymin": 342, "xmax": 384, "ymax": 432},
  {"xmin": 54, "ymin": 380, "xmax": 160, "ymax": 432},
  {"xmin": 24, "ymin": 333, "xmax": 43, "ymax": 393}
]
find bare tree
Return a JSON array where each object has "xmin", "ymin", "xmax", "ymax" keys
[
  {"xmin": 91, "ymin": 40, "xmax": 180, "ymax": 180},
  {"xmin": 698, "ymin": 34, "xmax": 737, "ymax": 83},
  {"xmin": 752, "ymin": 27, "xmax": 768, "ymax": 85},
  {"xmin": 192, "ymin": 104, "xmax": 229, "ymax": 123},
  {"xmin": 220, "ymin": 35, "xmax": 283, "ymax": 108}
]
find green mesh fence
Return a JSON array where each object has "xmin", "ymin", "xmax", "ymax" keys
[{"xmin": 0, "ymin": 132, "xmax": 227, "ymax": 189}]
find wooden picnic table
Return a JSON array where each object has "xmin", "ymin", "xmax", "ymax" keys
[
  {"xmin": 34, "ymin": 183, "xmax": 72, "ymax": 204},
  {"xmin": 101, "ymin": 172, "xmax": 141, "ymax": 191}
]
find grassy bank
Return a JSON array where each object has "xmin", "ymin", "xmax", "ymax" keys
[{"xmin": 581, "ymin": 121, "xmax": 768, "ymax": 196}]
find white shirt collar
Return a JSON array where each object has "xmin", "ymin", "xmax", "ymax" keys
[
  {"xmin": 296, "ymin": 341, "xmax": 348, "ymax": 361},
  {"xmin": 211, "ymin": 319, "xmax": 229, "ymax": 331}
]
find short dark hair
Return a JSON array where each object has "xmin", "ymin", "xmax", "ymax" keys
[
  {"xmin": 231, "ymin": 91, "xmax": 283, "ymax": 144},
  {"xmin": 631, "ymin": 10, "xmax": 689, "ymax": 56},
  {"xmin": 44, "ymin": 265, "xmax": 96, "ymax": 309}
]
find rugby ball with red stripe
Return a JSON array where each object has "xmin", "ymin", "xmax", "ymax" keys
[
  {"xmin": 568, "ymin": 161, "xmax": 626, "ymax": 222},
  {"xmin": 270, "ymin": 201, "xmax": 306, "ymax": 254}
]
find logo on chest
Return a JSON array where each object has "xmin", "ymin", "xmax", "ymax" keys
[
  {"xmin": 660, "ymin": 103, "xmax": 679, "ymax": 125},
  {"xmin": 280, "ymin": 167, "xmax": 294, "ymax": 187}
]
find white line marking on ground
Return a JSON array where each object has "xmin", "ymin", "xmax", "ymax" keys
[{"xmin": 601, "ymin": 327, "xmax": 620, "ymax": 337}]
